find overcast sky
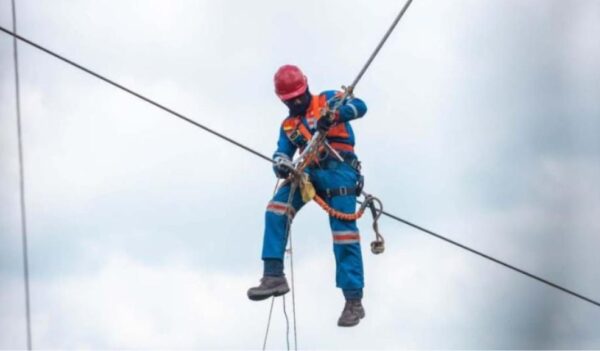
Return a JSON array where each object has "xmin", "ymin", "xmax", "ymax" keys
[{"xmin": 1, "ymin": 0, "xmax": 599, "ymax": 349}]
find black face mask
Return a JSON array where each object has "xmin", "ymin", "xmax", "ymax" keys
[{"xmin": 284, "ymin": 89, "xmax": 312, "ymax": 116}]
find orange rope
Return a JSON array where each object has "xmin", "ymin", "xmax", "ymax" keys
[
  {"xmin": 313, "ymin": 194, "xmax": 365, "ymax": 221},
  {"xmin": 297, "ymin": 141, "xmax": 365, "ymax": 221}
]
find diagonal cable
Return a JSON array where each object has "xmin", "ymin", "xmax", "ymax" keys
[
  {"xmin": 0, "ymin": 26, "xmax": 273, "ymax": 164},
  {"xmin": 375, "ymin": 208, "xmax": 600, "ymax": 307},
  {"xmin": 350, "ymin": 0, "xmax": 413, "ymax": 89},
  {"xmin": 1, "ymin": 25, "xmax": 599, "ymax": 310}
]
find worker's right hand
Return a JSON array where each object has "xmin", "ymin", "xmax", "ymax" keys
[
  {"xmin": 317, "ymin": 112, "xmax": 336, "ymax": 133},
  {"xmin": 273, "ymin": 155, "xmax": 292, "ymax": 179},
  {"xmin": 273, "ymin": 164, "xmax": 291, "ymax": 179}
]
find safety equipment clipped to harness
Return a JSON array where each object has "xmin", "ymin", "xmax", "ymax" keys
[
  {"xmin": 364, "ymin": 194, "xmax": 385, "ymax": 255},
  {"xmin": 299, "ymin": 173, "xmax": 316, "ymax": 203},
  {"xmin": 280, "ymin": 94, "xmax": 387, "ymax": 255},
  {"xmin": 281, "ymin": 165, "xmax": 387, "ymax": 256}
]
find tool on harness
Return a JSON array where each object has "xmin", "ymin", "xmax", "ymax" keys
[
  {"xmin": 364, "ymin": 194, "xmax": 385, "ymax": 255},
  {"xmin": 279, "ymin": 143, "xmax": 386, "ymax": 255},
  {"xmin": 317, "ymin": 109, "xmax": 337, "ymax": 133},
  {"xmin": 290, "ymin": 89, "xmax": 350, "ymax": 173},
  {"xmin": 318, "ymin": 186, "xmax": 361, "ymax": 198},
  {"xmin": 319, "ymin": 142, "xmax": 345, "ymax": 163},
  {"xmin": 274, "ymin": 155, "xmax": 294, "ymax": 179},
  {"xmin": 316, "ymin": 163, "xmax": 363, "ymax": 197},
  {"xmin": 299, "ymin": 173, "xmax": 316, "ymax": 203}
]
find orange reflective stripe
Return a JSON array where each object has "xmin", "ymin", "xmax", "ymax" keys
[
  {"xmin": 311, "ymin": 95, "xmax": 327, "ymax": 121},
  {"xmin": 309, "ymin": 95, "xmax": 322, "ymax": 116},
  {"xmin": 316, "ymin": 95, "xmax": 327, "ymax": 116},
  {"xmin": 282, "ymin": 94, "xmax": 353, "ymax": 152},
  {"xmin": 297, "ymin": 123, "xmax": 312, "ymax": 140},
  {"xmin": 327, "ymin": 123, "xmax": 350, "ymax": 139},
  {"xmin": 311, "ymin": 93, "xmax": 350, "ymax": 139},
  {"xmin": 330, "ymin": 142, "xmax": 354, "ymax": 152},
  {"xmin": 283, "ymin": 117, "xmax": 299, "ymax": 131}
]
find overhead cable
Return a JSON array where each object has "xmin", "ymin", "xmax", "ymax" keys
[
  {"xmin": 349, "ymin": 0, "xmax": 413, "ymax": 90},
  {"xmin": 1, "ymin": 26, "xmax": 598, "ymax": 310},
  {"xmin": 374, "ymin": 207, "xmax": 600, "ymax": 307},
  {"xmin": 0, "ymin": 26, "xmax": 273, "ymax": 164}
]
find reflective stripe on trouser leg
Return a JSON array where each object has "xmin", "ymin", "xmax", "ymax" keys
[
  {"xmin": 261, "ymin": 182, "xmax": 306, "ymax": 260},
  {"xmin": 329, "ymin": 194, "xmax": 364, "ymax": 290}
]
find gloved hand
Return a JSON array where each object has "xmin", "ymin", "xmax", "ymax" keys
[
  {"xmin": 273, "ymin": 164, "xmax": 291, "ymax": 179},
  {"xmin": 273, "ymin": 156, "xmax": 292, "ymax": 179},
  {"xmin": 317, "ymin": 110, "xmax": 338, "ymax": 133}
]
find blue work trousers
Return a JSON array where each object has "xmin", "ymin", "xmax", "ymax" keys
[{"xmin": 261, "ymin": 161, "xmax": 364, "ymax": 291}]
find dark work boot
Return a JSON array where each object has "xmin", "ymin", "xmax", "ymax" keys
[
  {"xmin": 247, "ymin": 276, "xmax": 290, "ymax": 301},
  {"xmin": 337, "ymin": 299, "xmax": 365, "ymax": 327}
]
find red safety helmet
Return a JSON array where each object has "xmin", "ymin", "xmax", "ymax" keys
[{"xmin": 274, "ymin": 65, "xmax": 308, "ymax": 100}]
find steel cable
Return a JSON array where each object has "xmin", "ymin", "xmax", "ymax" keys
[
  {"xmin": 1, "ymin": 9, "xmax": 599, "ymax": 320},
  {"xmin": 350, "ymin": 0, "xmax": 414, "ymax": 90},
  {"xmin": 373, "ymin": 207, "xmax": 600, "ymax": 307},
  {"xmin": 0, "ymin": 26, "xmax": 273, "ymax": 165}
]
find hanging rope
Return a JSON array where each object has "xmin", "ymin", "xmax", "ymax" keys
[
  {"xmin": 283, "ymin": 183, "xmax": 298, "ymax": 351},
  {"xmin": 10, "ymin": 1, "xmax": 32, "ymax": 349},
  {"xmin": 262, "ymin": 181, "xmax": 298, "ymax": 350},
  {"xmin": 282, "ymin": 295, "xmax": 290, "ymax": 350},
  {"xmin": 262, "ymin": 297, "xmax": 275, "ymax": 350}
]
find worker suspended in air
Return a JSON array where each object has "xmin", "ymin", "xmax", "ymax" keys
[{"xmin": 247, "ymin": 65, "xmax": 368, "ymax": 327}]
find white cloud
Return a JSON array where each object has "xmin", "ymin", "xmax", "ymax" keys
[
  {"xmin": 0, "ymin": 248, "xmax": 526, "ymax": 349},
  {"xmin": 1, "ymin": 0, "xmax": 600, "ymax": 349}
]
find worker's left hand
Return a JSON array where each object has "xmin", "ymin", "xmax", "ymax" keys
[{"xmin": 317, "ymin": 111, "xmax": 337, "ymax": 133}]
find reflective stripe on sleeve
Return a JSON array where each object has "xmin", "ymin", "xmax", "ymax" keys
[
  {"xmin": 347, "ymin": 104, "xmax": 358, "ymax": 119},
  {"xmin": 332, "ymin": 230, "xmax": 360, "ymax": 244}
]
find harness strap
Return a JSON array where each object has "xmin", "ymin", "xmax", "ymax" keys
[
  {"xmin": 297, "ymin": 123, "xmax": 312, "ymax": 141},
  {"xmin": 317, "ymin": 171, "xmax": 364, "ymax": 198},
  {"xmin": 330, "ymin": 142, "xmax": 354, "ymax": 153},
  {"xmin": 317, "ymin": 186, "xmax": 361, "ymax": 198}
]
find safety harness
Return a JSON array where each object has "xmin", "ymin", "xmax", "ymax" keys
[
  {"xmin": 282, "ymin": 93, "xmax": 355, "ymax": 154},
  {"xmin": 279, "ymin": 91, "xmax": 385, "ymax": 254}
]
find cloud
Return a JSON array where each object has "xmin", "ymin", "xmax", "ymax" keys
[
  {"xmin": 1, "ymin": 0, "xmax": 600, "ymax": 349},
  {"xmin": 3, "ymin": 235, "xmax": 599, "ymax": 349}
]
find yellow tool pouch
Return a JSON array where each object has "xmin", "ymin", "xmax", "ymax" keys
[{"xmin": 299, "ymin": 173, "xmax": 316, "ymax": 203}]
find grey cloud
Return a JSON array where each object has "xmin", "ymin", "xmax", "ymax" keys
[{"xmin": 1, "ymin": 0, "xmax": 600, "ymax": 349}]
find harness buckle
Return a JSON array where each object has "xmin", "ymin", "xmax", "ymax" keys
[
  {"xmin": 356, "ymin": 175, "xmax": 364, "ymax": 196},
  {"xmin": 318, "ymin": 147, "xmax": 330, "ymax": 161},
  {"xmin": 351, "ymin": 159, "xmax": 362, "ymax": 172},
  {"xmin": 339, "ymin": 187, "xmax": 348, "ymax": 196}
]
